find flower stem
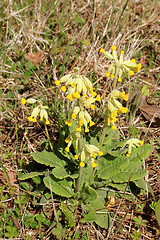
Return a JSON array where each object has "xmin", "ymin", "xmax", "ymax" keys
[
  {"xmin": 113, "ymin": 69, "xmax": 118, "ymax": 90},
  {"xmin": 93, "ymin": 114, "xmax": 108, "ymax": 177},
  {"xmin": 45, "ymin": 124, "xmax": 54, "ymax": 153},
  {"xmin": 75, "ymin": 132, "xmax": 83, "ymax": 193}
]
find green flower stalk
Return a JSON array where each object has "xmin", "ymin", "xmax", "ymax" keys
[{"xmin": 21, "ymin": 98, "xmax": 50, "ymax": 124}]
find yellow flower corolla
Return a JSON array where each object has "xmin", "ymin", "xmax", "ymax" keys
[
  {"xmin": 105, "ymin": 72, "xmax": 110, "ymax": 78},
  {"xmin": 80, "ymin": 161, "xmax": 85, "ymax": 167},
  {"xmin": 123, "ymin": 138, "xmax": 144, "ymax": 157},
  {"xmin": 65, "ymin": 147, "xmax": 69, "ymax": 152},
  {"xmin": 91, "ymin": 162, "xmax": 97, "ymax": 168},
  {"xmin": 65, "ymin": 120, "xmax": 72, "ymax": 126},
  {"xmin": 23, "ymin": 98, "xmax": 50, "ymax": 124},
  {"xmin": 21, "ymin": 98, "xmax": 27, "ymax": 105},
  {"xmin": 100, "ymin": 46, "xmax": 142, "ymax": 79}
]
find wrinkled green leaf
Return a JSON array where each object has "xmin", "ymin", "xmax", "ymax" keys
[
  {"xmin": 94, "ymin": 209, "xmax": 111, "ymax": 229},
  {"xmin": 32, "ymin": 150, "xmax": 66, "ymax": 167},
  {"xmin": 81, "ymin": 210, "xmax": 96, "ymax": 223},
  {"xmin": 18, "ymin": 171, "xmax": 45, "ymax": 180},
  {"xmin": 43, "ymin": 175, "xmax": 73, "ymax": 198},
  {"xmin": 52, "ymin": 167, "xmax": 78, "ymax": 179},
  {"xmin": 81, "ymin": 184, "xmax": 97, "ymax": 203},
  {"xmin": 98, "ymin": 156, "xmax": 129, "ymax": 179},
  {"xmin": 112, "ymin": 168, "xmax": 146, "ymax": 183}
]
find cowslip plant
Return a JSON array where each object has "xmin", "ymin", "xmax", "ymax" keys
[{"xmin": 19, "ymin": 46, "xmax": 153, "ymax": 236}]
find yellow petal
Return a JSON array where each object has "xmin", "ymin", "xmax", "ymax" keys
[{"xmin": 21, "ymin": 98, "xmax": 27, "ymax": 105}]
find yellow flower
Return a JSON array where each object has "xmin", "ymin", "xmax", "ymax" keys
[
  {"xmin": 111, "ymin": 45, "xmax": 116, "ymax": 51},
  {"xmin": 46, "ymin": 120, "xmax": 50, "ymax": 125},
  {"xmin": 91, "ymin": 162, "xmax": 97, "ymax": 168},
  {"xmin": 124, "ymin": 138, "xmax": 144, "ymax": 156},
  {"xmin": 105, "ymin": 72, "xmax": 110, "ymax": 78},
  {"xmin": 80, "ymin": 161, "xmax": 85, "ymax": 167},
  {"xmin": 89, "ymin": 121, "xmax": 95, "ymax": 127},
  {"xmin": 66, "ymin": 94, "xmax": 74, "ymax": 101},
  {"xmin": 100, "ymin": 48, "xmax": 104, "ymax": 53},
  {"xmin": 21, "ymin": 98, "xmax": 27, "ymax": 105},
  {"xmin": 129, "ymin": 70, "xmax": 134, "ymax": 76},
  {"xmin": 65, "ymin": 138, "xmax": 70, "ymax": 143},
  {"xmin": 74, "ymin": 155, "xmax": 79, "ymax": 160},
  {"xmin": 96, "ymin": 95, "xmax": 101, "ymax": 102},
  {"xmin": 118, "ymin": 77, "xmax": 122, "ymax": 82},
  {"xmin": 123, "ymin": 94, "xmax": 128, "ymax": 101},
  {"xmin": 65, "ymin": 120, "xmax": 72, "ymax": 126},
  {"xmin": 73, "ymin": 91, "xmax": 80, "ymax": 99},
  {"xmin": 135, "ymin": 63, "xmax": 142, "ymax": 73},
  {"xmin": 111, "ymin": 74, "xmax": 114, "ymax": 79},
  {"xmin": 98, "ymin": 151, "xmax": 103, "ymax": 156},
  {"xmin": 85, "ymin": 128, "xmax": 89, "ymax": 133},
  {"xmin": 112, "ymin": 125, "xmax": 117, "ymax": 130},
  {"xmin": 71, "ymin": 113, "xmax": 77, "ymax": 119},
  {"xmin": 65, "ymin": 147, "xmax": 70, "ymax": 152},
  {"xmin": 61, "ymin": 86, "xmax": 66, "ymax": 92},
  {"xmin": 55, "ymin": 80, "xmax": 60, "ymax": 86},
  {"xmin": 76, "ymin": 126, "xmax": 82, "ymax": 132}
]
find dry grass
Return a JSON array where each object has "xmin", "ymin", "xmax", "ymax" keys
[{"xmin": 0, "ymin": 0, "xmax": 160, "ymax": 239}]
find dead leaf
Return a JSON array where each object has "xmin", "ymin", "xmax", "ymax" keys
[
  {"xmin": 25, "ymin": 51, "xmax": 43, "ymax": 65},
  {"xmin": 0, "ymin": 170, "xmax": 17, "ymax": 185},
  {"xmin": 130, "ymin": 90, "xmax": 160, "ymax": 125}
]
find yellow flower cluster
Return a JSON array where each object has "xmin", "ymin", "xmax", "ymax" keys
[
  {"xmin": 56, "ymin": 72, "xmax": 101, "ymax": 133},
  {"xmin": 21, "ymin": 98, "xmax": 50, "ymax": 125},
  {"xmin": 100, "ymin": 45, "xmax": 142, "ymax": 80},
  {"xmin": 107, "ymin": 90, "xmax": 128, "ymax": 130},
  {"xmin": 123, "ymin": 138, "xmax": 144, "ymax": 157},
  {"xmin": 67, "ymin": 95, "xmax": 101, "ymax": 132},
  {"xmin": 55, "ymin": 73, "xmax": 95, "ymax": 99},
  {"xmin": 64, "ymin": 132, "xmax": 80, "ymax": 153}
]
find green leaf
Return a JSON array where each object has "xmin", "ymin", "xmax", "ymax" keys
[
  {"xmin": 141, "ymin": 84, "xmax": 149, "ymax": 96},
  {"xmin": 112, "ymin": 167, "xmax": 146, "ymax": 183},
  {"xmin": 94, "ymin": 209, "xmax": 111, "ymax": 229},
  {"xmin": 72, "ymin": 14, "xmax": 86, "ymax": 24},
  {"xmin": 18, "ymin": 171, "xmax": 44, "ymax": 180},
  {"xmin": 129, "ymin": 144, "xmax": 153, "ymax": 161},
  {"xmin": 32, "ymin": 150, "xmax": 66, "ymax": 168},
  {"xmin": 85, "ymin": 189, "xmax": 106, "ymax": 210},
  {"xmin": 43, "ymin": 175, "xmax": 74, "ymax": 198},
  {"xmin": 82, "ymin": 40, "xmax": 90, "ymax": 46},
  {"xmin": 52, "ymin": 223, "xmax": 66, "ymax": 239},
  {"xmin": 52, "ymin": 167, "xmax": 78, "ymax": 179},
  {"xmin": 81, "ymin": 184, "xmax": 97, "ymax": 203},
  {"xmin": 24, "ymin": 70, "xmax": 32, "ymax": 77},
  {"xmin": 155, "ymin": 199, "xmax": 160, "ymax": 226},
  {"xmin": 81, "ymin": 210, "xmax": 96, "ymax": 223},
  {"xmin": 98, "ymin": 156, "xmax": 129, "ymax": 179},
  {"xmin": 52, "ymin": 167, "xmax": 69, "ymax": 179},
  {"xmin": 133, "ymin": 179, "xmax": 147, "ymax": 190}
]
